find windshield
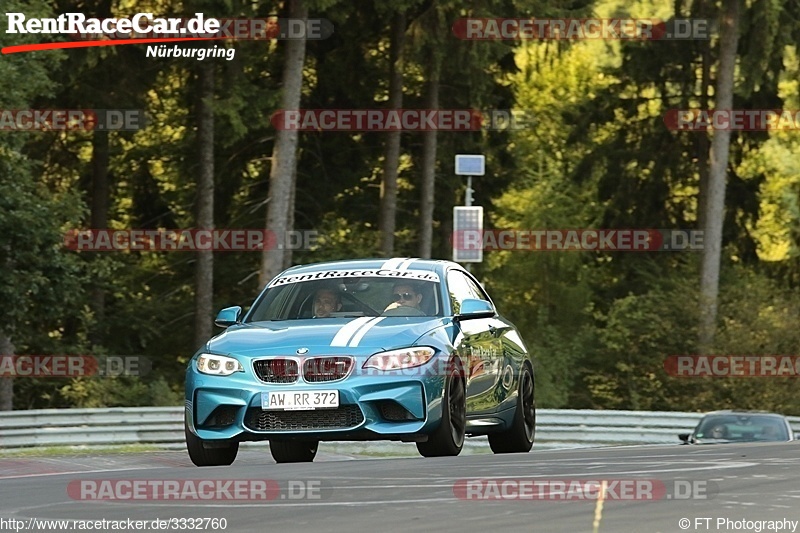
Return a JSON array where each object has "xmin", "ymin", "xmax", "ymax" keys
[
  {"xmin": 695, "ymin": 415, "xmax": 789, "ymax": 442},
  {"xmin": 245, "ymin": 274, "xmax": 443, "ymax": 322}
]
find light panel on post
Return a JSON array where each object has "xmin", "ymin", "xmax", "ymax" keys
[
  {"xmin": 455, "ymin": 155, "xmax": 485, "ymax": 176},
  {"xmin": 453, "ymin": 206, "xmax": 483, "ymax": 263}
]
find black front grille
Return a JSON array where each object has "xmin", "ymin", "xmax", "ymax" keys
[
  {"xmin": 253, "ymin": 359, "xmax": 298, "ymax": 383},
  {"xmin": 245, "ymin": 405, "xmax": 364, "ymax": 431},
  {"xmin": 303, "ymin": 357, "xmax": 353, "ymax": 382}
]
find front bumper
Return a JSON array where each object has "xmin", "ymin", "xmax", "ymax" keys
[{"xmin": 185, "ymin": 364, "xmax": 447, "ymax": 442}]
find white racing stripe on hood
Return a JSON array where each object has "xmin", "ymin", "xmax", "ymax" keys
[
  {"xmin": 347, "ymin": 317, "xmax": 386, "ymax": 347},
  {"xmin": 330, "ymin": 316, "xmax": 374, "ymax": 347}
]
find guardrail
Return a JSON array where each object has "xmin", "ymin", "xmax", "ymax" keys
[
  {"xmin": 0, "ymin": 407, "xmax": 183, "ymax": 448},
  {"xmin": 1, "ymin": 407, "xmax": 798, "ymax": 450}
]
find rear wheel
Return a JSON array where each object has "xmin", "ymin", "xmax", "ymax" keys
[
  {"xmin": 185, "ymin": 423, "xmax": 239, "ymax": 466},
  {"xmin": 489, "ymin": 363, "xmax": 535, "ymax": 453},
  {"xmin": 270, "ymin": 439, "xmax": 319, "ymax": 463},
  {"xmin": 417, "ymin": 360, "xmax": 466, "ymax": 457}
]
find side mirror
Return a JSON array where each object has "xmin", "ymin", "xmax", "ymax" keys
[
  {"xmin": 455, "ymin": 299, "xmax": 495, "ymax": 320},
  {"xmin": 678, "ymin": 433, "xmax": 691, "ymax": 444},
  {"xmin": 795, "ymin": 433, "xmax": 800, "ymax": 441},
  {"xmin": 215, "ymin": 306, "xmax": 242, "ymax": 328}
]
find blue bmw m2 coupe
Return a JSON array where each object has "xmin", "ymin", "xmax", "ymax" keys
[{"xmin": 185, "ymin": 258, "xmax": 535, "ymax": 465}]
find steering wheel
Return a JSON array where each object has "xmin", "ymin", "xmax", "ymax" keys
[
  {"xmin": 382, "ymin": 306, "xmax": 426, "ymax": 317},
  {"xmin": 342, "ymin": 292, "xmax": 381, "ymax": 316},
  {"xmin": 296, "ymin": 293, "xmax": 314, "ymax": 318}
]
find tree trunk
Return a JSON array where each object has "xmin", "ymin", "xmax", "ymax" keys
[
  {"xmin": 378, "ymin": 12, "xmax": 406, "ymax": 257},
  {"xmin": 418, "ymin": 68, "xmax": 440, "ymax": 259},
  {"xmin": 89, "ymin": 130, "xmax": 110, "ymax": 346},
  {"xmin": 194, "ymin": 57, "xmax": 215, "ymax": 350},
  {"xmin": 283, "ymin": 165, "xmax": 297, "ymax": 270},
  {"xmin": 259, "ymin": 0, "xmax": 308, "ymax": 289},
  {"xmin": 0, "ymin": 334, "xmax": 14, "ymax": 411},
  {"xmin": 440, "ymin": 206, "xmax": 453, "ymax": 262},
  {"xmin": 696, "ymin": 0, "xmax": 712, "ymax": 232},
  {"xmin": 699, "ymin": 0, "xmax": 739, "ymax": 351}
]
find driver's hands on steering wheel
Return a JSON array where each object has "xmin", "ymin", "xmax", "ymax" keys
[{"xmin": 382, "ymin": 302, "xmax": 426, "ymax": 316}]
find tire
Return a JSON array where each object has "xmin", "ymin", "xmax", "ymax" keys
[
  {"xmin": 489, "ymin": 363, "xmax": 535, "ymax": 453},
  {"xmin": 417, "ymin": 360, "xmax": 466, "ymax": 457},
  {"xmin": 270, "ymin": 439, "xmax": 319, "ymax": 463},
  {"xmin": 185, "ymin": 423, "xmax": 239, "ymax": 466}
]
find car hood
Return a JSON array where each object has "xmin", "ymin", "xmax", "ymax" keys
[{"xmin": 204, "ymin": 316, "xmax": 446, "ymax": 357}]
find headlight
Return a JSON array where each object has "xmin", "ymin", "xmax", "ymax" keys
[
  {"xmin": 363, "ymin": 347, "xmax": 435, "ymax": 371},
  {"xmin": 196, "ymin": 354, "xmax": 243, "ymax": 376}
]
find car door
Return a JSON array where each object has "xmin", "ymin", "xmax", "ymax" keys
[
  {"xmin": 461, "ymin": 272, "xmax": 522, "ymax": 411},
  {"xmin": 446, "ymin": 270, "xmax": 504, "ymax": 416}
]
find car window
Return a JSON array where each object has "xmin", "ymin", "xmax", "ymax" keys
[
  {"xmin": 696, "ymin": 415, "xmax": 789, "ymax": 441},
  {"xmin": 446, "ymin": 270, "xmax": 485, "ymax": 314},
  {"xmin": 463, "ymin": 273, "xmax": 491, "ymax": 302}
]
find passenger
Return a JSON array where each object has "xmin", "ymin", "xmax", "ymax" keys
[{"xmin": 760, "ymin": 424, "xmax": 781, "ymax": 440}]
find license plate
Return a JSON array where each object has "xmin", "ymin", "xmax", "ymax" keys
[{"xmin": 261, "ymin": 390, "xmax": 339, "ymax": 411}]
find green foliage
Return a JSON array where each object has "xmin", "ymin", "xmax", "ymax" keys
[
  {"xmin": 738, "ymin": 0, "xmax": 782, "ymax": 98},
  {"xmin": 574, "ymin": 263, "xmax": 800, "ymax": 415},
  {"xmin": 0, "ymin": 3, "xmax": 88, "ymax": 345},
  {"xmin": 526, "ymin": 313, "xmax": 595, "ymax": 408},
  {"xmin": 0, "ymin": 5, "xmax": 63, "ymax": 112},
  {"xmin": 0, "ymin": 173, "xmax": 87, "ymax": 332},
  {"xmin": 481, "ymin": 0, "xmax": 800, "ymax": 415},
  {"xmin": 59, "ymin": 376, "xmax": 182, "ymax": 407},
  {"xmin": 585, "ymin": 265, "xmax": 701, "ymax": 410}
]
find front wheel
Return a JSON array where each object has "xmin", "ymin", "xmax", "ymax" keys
[
  {"xmin": 270, "ymin": 440, "xmax": 319, "ymax": 463},
  {"xmin": 185, "ymin": 423, "xmax": 239, "ymax": 466},
  {"xmin": 489, "ymin": 363, "xmax": 535, "ymax": 453},
  {"xmin": 417, "ymin": 361, "xmax": 466, "ymax": 457}
]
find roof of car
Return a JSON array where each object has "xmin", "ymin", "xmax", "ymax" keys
[
  {"xmin": 702, "ymin": 410, "xmax": 788, "ymax": 419},
  {"xmin": 281, "ymin": 257, "xmax": 458, "ymax": 275}
]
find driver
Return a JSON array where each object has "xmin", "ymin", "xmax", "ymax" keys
[
  {"xmin": 384, "ymin": 282, "xmax": 423, "ymax": 312},
  {"xmin": 709, "ymin": 424, "xmax": 728, "ymax": 439},
  {"xmin": 313, "ymin": 287, "xmax": 342, "ymax": 318}
]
